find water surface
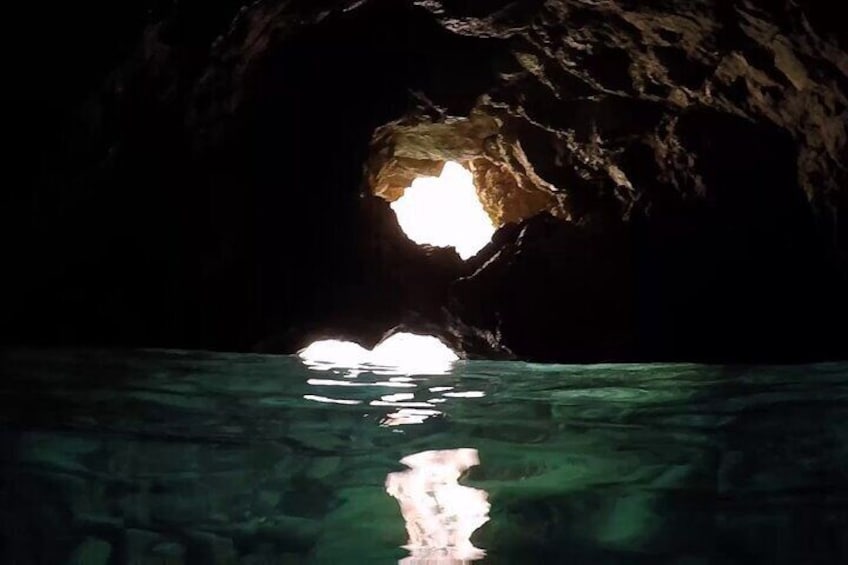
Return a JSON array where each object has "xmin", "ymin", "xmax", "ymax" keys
[{"xmin": 1, "ymin": 349, "xmax": 846, "ymax": 563}]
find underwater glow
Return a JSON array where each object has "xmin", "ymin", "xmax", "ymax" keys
[
  {"xmin": 386, "ymin": 448, "xmax": 490, "ymax": 563},
  {"xmin": 390, "ymin": 161, "xmax": 496, "ymax": 260},
  {"xmin": 298, "ymin": 332, "xmax": 458, "ymax": 374}
]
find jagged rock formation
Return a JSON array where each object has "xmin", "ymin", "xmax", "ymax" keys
[{"xmin": 4, "ymin": 0, "xmax": 847, "ymax": 361}]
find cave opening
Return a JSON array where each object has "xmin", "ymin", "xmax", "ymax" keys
[
  {"xmin": 390, "ymin": 161, "xmax": 496, "ymax": 260},
  {"xmin": 298, "ymin": 332, "xmax": 459, "ymax": 374}
]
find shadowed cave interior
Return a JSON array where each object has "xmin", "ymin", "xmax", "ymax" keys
[{"xmin": 3, "ymin": 0, "xmax": 847, "ymax": 362}]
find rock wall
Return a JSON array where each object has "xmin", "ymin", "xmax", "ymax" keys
[{"xmin": 4, "ymin": 0, "xmax": 847, "ymax": 361}]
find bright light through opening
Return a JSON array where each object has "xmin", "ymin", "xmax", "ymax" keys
[
  {"xmin": 298, "ymin": 332, "xmax": 459, "ymax": 374},
  {"xmin": 390, "ymin": 161, "xmax": 496, "ymax": 260}
]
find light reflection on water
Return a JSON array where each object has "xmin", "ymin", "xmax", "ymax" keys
[
  {"xmin": 298, "ymin": 333, "xmax": 486, "ymax": 428},
  {"xmin": 381, "ymin": 408, "xmax": 443, "ymax": 426},
  {"xmin": 299, "ymin": 334, "xmax": 491, "ymax": 561},
  {"xmin": 386, "ymin": 448, "xmax": 490, "ymax": 564},
  {"xmin": 2, "ymin": 350, "xmax": 847, "ymax": 564},
  {"xmin": 300, "ymin": 370, "xmax": 486, "ymax": 425},
  {"xmin": 301, "ymin": 394, "xmax": 362, "ymax": 405}
]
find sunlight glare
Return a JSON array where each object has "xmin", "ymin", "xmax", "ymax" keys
[
  {"xmin": 298, "ymin": 340, "xmax": 370, "ymax": 369},
  {"xmin": 390, "ymin": 161, "xmax": 495, "ymax": 260},
  {"xmin": 298, "ymin": 332, "xmax": 459, "ymax": 375},
  {"xmin": 370, "ymin": 333, "xmax": 459, "ymax": 373}
]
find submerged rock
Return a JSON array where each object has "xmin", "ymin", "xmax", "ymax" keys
[
  {"xmin": 66, "ymin": 537, "xmax": 112, "ymax": 565},
  {"xmin": 184, "ymin": 531, "xmax": 236, "ymax": 565}
]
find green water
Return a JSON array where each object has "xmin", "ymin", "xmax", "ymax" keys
[{"xmin": 1, "ymin": 349, "xmax": 847, "ymax": 564}]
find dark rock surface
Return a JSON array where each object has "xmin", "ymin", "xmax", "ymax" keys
[{"xmin": 4, "ymin": 0, "xmax": 847, "ymax": 362}]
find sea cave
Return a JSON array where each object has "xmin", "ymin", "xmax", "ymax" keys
[{"xmin": 2, "ymin": 0, "xmax": 847, "ymax": 563}]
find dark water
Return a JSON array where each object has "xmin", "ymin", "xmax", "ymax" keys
[{"xmin": 1, "ymin": 349, "xmax": 847, "ymax": 564}]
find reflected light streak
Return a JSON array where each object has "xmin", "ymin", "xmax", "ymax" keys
[
  {"xmin": 299, "ymin": 332, "xmax": 458, "ymax": 375},
  {"xmin": 386, "ymin": 448, "xmax": 490, "ymax": 563},
  {"xmin": 307, "ymin": 378, "xmax": 416, "ymax": 388},
  {"xmin": 381, "ymin": 408, "xmax": 442, "ymax": 427},
  {"xmin": 443, "ymin": 391, "xmax": 486, "ymax": 398},
  {"xmin": 382, "ymin": 393, "xmax": 416, "ymax": 402},
  {"xmin": 370, "ymin": 400, "xmax": 437, "ymax": 409},
  {"xmin": 302, "ymin": 394, "xmax": 362, "ymax": 405}
]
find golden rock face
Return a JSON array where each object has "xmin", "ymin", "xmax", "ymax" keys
[{"xmin": 366, "ymin": 111, "xmax": 566, "ymax": 230}]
